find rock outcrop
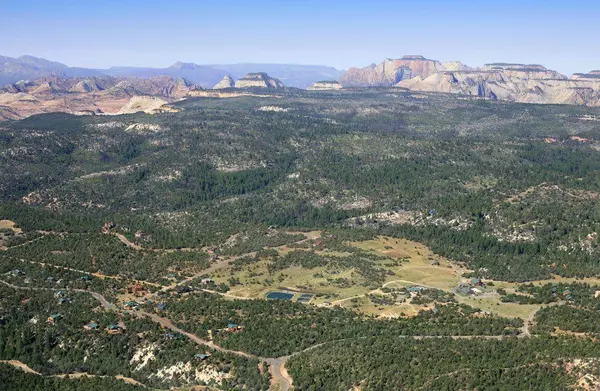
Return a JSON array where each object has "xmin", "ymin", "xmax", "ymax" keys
[
  {"xmin": 0, "ymin": 75, "xmax": 199, "ymax": 120},
  {"xmin": 307, "ymin": 81, "xmax": 343, "ymax": 90},
  {"xmin": 396, "ymin": 65, "xmax": 600, "ymax": 106},
  {"xmin": 118, "ymin": 96, "xmax": 179, "ymax": 114},
  {"xmin": 442, "ymin": 61, "xmax": 471, "ymax": 71},
  {"xmin": 234, "ymin": 73, "xmax": 285, "ymax": 89},
  {"xmin": 339, "ymin": 55, "xmax": 443, "ymax": 87},
  {"xmin": 213, "ymin": 75, "xmax": 235, "ymax": 89}
]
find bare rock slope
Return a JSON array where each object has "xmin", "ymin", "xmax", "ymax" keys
[
  {"xmin": 397, "ymin": 65, "xmax": 600, "ymax": 106},
  {"xmin": 0, "ymin": 76, "xmax": 200, "ymax": 120},
  {"xmin": 307, "ymin": 81, "xmax": 343, "ymax": 91},
  {"xmin": 234, "ymin": 73, "xmax": 285, "ymax": 89},
  {"xmin": 213, "ymin": 75, "xmax": 235, "ymax": 89},
  {"xmin": 340, "ymin": 55, "xmax": 600, "ymax": 106}
]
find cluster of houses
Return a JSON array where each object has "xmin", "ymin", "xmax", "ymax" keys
[
  {"xmin": 456, "ymin": 277, "xmax": 487, "ymax": 296},
  {"xmin": 83, "ymin": 320, "xmax": 124, "ymax": 334},
  {"xmin": 46, "ymin": 314, "xmax": 125, "ymax": 335}
]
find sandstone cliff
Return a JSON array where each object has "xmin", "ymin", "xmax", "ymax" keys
[
  {"xmin": 339, "ymin": 55, "xmax": 443, "ymax": 87},
  {"xmin": 234, "ymin": 73, "xmax": 285, "ymax": 89},
  {"xmin": 213, "ymin": 75, "xmax": 235, "ymax": 89},
  {"xmin": 396, "ymin": 67, "xmax": 600, "ymax": 106}
]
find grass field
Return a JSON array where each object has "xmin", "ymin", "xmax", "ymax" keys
[
  {"xmin": 456, "ymin": 295, "xmax": 540, "ymax": 319},
  {"xmin": 351, "ymin": 236, "xmax": 463, "ymax": 291},
  {"xmin": 202, "ymin": 232, "xmax": 600, "ymax": 321}
]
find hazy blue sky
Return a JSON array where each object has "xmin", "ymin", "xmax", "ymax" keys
[{"xmin": 1, "ymin": 0, "xmax": 599, "ymax": 75}]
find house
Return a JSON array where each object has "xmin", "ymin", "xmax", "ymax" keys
[
  {"xmin": 80, "ymin": 276, "xmax": 92, "ymax": 282},
  {"xmin": 128, "ymin": 284, "xmax": 146, "ymax": 297},
  {"xmin": 84, "ymin": 321, "xmax": 99, "ymax": 331},
  {"xmin": 194, "ymin": 353, "xmax": 211, "ymax": 361},
  {"xmin": 166, "ymin": 273, "xmax": 177, "ymax": 279},
  {"xmin": 58, "ymin": 297, "xmax": 71, "ymax": 305},
  {"xmin": 54, "ymin": 291, "xmax": 65, "ymax": 298},
  {"xmin": 124, "ymin": 301, "xmax": 139, "ymax": 310},
  {"xmin": 176, "ymin": 285, "xmax": 193, "ymax": 294},
  {"xmin": 106, "ymin": 324, "xmax": 122, "ymax": 335},
  {"xmin": 101, "ymin": 221, "xmax": 115, "ymax": 233},
  {"xmin": 226, "ymin": 323, "xmax": 244, "ymax": 332},
  {"xmin": 471, "ymin": 277, "xmax": 484, "ymax": 287},
  {"xmin": 407, "ymin": 286, "xmax": 425, "ymax": 293},
  {"xmin": 157, "ymin": 303, "xmax": 167, "ymax": 311},
  {"xmin": 47, "ymin": 313, "xmax": 62, "ymax": 325},
  {"xmin": 164, "ymin": 332, "xmax": 179, "ymax": 340},
  {"xmin": 6, "ymin": 269, "xmax": 24, "ymax": 277},
  {"xmin": 0, "ymin": 315, "xmax": 6, "ymax": 326},
  {"xmin": 201, "ymin": 278, "xmax": 214, "ymax": 285}
]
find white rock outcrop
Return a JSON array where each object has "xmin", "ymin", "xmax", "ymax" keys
[
  {"xmin": 307, "ymin": 81, "xmax": 343, "ymax": 90},
  {"xmin": 234, "ymin": 73, "xmax": 285, "ymax": 89},
  {"xmin": 213, "ymin": 74, "xmax": 235, "ymax": 89}
]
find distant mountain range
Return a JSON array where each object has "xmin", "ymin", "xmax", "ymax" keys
[
  {"xmin": 3, "ymin": 54, "xmax": 600, "ymax": 111},
  {"xmin": 0, "ymin": 55, "xmax": 341, "ymax": 89}
]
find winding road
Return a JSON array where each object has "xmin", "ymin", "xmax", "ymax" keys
[{"xmin": 0, "ymin": 267, "xmax": 558, "ymax": 391}]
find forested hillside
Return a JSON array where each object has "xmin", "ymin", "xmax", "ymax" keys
[{"xmin": 3, "ymin": 89, "xmax": 600, "ymax": 390}]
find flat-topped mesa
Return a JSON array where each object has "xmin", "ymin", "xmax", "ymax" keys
[
  {"xmin": 571, "ymin": 71, "xmax": 600, "ymax": 80},
  {"xmin": 482, "ymin": 63, "xmax": 566, "ymax": 80},
  {"xmin": 213, "ymin": 74, "xmax": 235, "ymax": 89},
  {"xmin": 339, "ymin": 55, "xmax": 443, "ymax": 87},
  {"xmin": 307, "ymin": 80, "xmax": 343, "ymax": 91},
  {"xmin": 400, "ymin": 55, "xmax": 428, "ymax": 61},
  {"xmin": 168, "ymin": 61, "xmax": 202, "ymax": 70},
  {"xmin": 234, "ymin": 72, "xmax": 285, "ymax": 89},
  {"xmin": 483, "ymin": 63, "xmax": 548, "ymax": 71}
]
